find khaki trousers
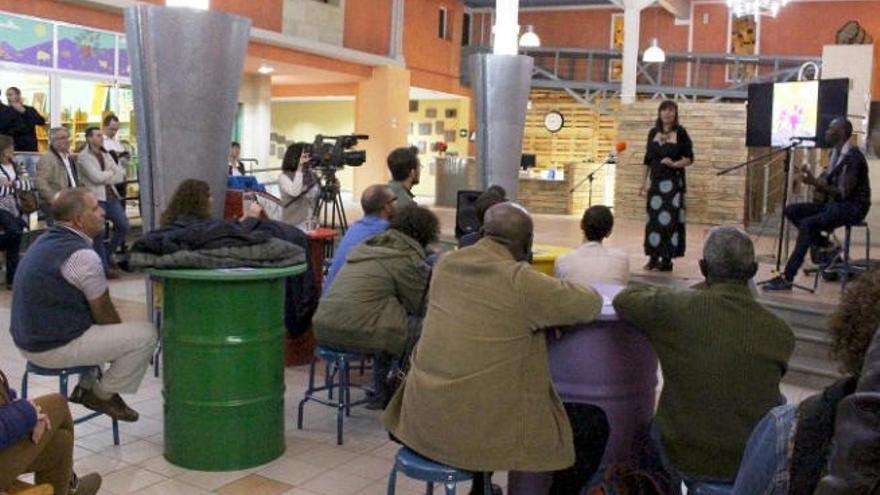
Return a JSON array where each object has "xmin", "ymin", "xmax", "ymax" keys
[
  {"xmin": 21, "ymin": 321, "xmax": 157, "ymax": 397},
  {"xmin": 0, "ymin": 394, "xmax": 74, "ymax": 495}
]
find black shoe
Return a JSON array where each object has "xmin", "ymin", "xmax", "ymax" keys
[
  {"xmin": 469, "ymin": 483, "xmax": 503, "ymax": 495},
  {"xmin": 643, "ymin": 258, "xmax": 658, "ymax": 271},
  {"xmin": 657, "ymin": 260, "xmax": 673, "ymax": 272},
  {"xmin": 69, "ymin": 385, "xmax": 139, "ymax": 422},
  {"xmin": 71, "ymin": 472, "xmax": 102, "ymax": 495},
  {"xmin": 762, "ymin": 276, "xmax": 793, "ymax": 291}
]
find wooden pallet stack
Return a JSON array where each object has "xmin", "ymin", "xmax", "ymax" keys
[
  {"xmin": 520, "ymin": 91, "xmax": 618, "ymax": 215},
  {"xmin": 615, "ymin": 101, "xmax": 748, "ymax": 225}
]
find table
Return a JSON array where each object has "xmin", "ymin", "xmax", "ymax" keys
[
  {"xmin": 531, "ymin": 244, "xmax": 572, "ymax": 276},
  {"xmin": 508, "ymin": 284, "xmax": 659, "ymax": 494},
  {"xmin": 149, "ymin": 265, "xmax": 306, "ymax": 471}
]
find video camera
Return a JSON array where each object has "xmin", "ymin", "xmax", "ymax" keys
[{"xmin": 308, "ymin": 134, "xmax": 368, "ymax": 171}]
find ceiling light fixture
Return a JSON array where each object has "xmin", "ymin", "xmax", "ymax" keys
[
  {"xmin": 727, "ymin": 0, "xmax": 788, "ymax": 18},
  {"xmin": 642, "ymin": 38, "xmax": 666, "ymax": 63},
  {"xmin": 518, "ymin": 25, "xmax": 541, "ymax": 48},
  {"xmin": 257, "ymin": 64, "xmax": 275, "ymax": 75},
  {"xmin": 166, "ymin": 0, "xmax": 210, "ymax": 9}
]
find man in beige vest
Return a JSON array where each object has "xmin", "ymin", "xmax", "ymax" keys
[{"xmin": 382, "ymin": 203, "xmax": 609, "ymax": 494}]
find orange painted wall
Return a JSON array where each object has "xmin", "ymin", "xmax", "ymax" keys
[
  {"xmin": 139, "ymin": 0, "xmax": 282, "ymax": 31},
  {"xmin": 404, "ymin": 0, "xmax": 468, "ymax": 94},
  {"xmin": 344, "ymin": 0, "xmax": 392, "ymax": 56},
  {"xmin": 0, "ymin": 0, "xmax": 123, "ymax": 31}
]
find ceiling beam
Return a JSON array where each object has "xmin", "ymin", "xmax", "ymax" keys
[{"xmin": 657, "ymin": 0, "xmax": 691, "ymax": 19}]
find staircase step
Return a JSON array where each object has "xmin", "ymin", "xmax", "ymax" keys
[{"xmin": 785, "ymin": 355, "xmax": 842, "ymax": 390}]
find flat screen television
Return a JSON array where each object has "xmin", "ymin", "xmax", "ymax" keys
[{"xmin": 746, "ymin": 78, "xmax": 849, "ymax": 148}]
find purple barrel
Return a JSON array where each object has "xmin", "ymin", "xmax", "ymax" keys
[{"xmin": 507, "ymin": 284, "xmax": 659, "ymax": 494}]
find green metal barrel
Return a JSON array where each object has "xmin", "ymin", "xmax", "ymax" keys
[{"xmin": 149, "ymin": 266, "xmax": 306, "ymax": 471}]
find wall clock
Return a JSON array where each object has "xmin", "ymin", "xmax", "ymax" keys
[{"xmin": 544, "ymin": 110, "xmax": 564, "ymax": 133}]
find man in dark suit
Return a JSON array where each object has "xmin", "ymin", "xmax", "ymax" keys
[
  {"xmin": 764, "ymin": 117, "xmax": 872, "ymax": 291},
  {"xmin": 35, "ymin": 127, "xmax": 78, "ymax": 224}
]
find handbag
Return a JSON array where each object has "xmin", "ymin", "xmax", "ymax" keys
[{"xmin": 16, "ymin": 189, "xmax": 39, "ymax": 214}]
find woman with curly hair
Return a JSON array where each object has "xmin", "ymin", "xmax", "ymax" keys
[
  {"xmin": 731, "ymin": 269, "xmax": 880, "ymax": 495},
  {"xmin": 159, "ymin": 178, "xmax": 213, "ymax": 226}
]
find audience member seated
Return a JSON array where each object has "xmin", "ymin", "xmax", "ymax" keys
[
  {"xmin": 228, "ymin": 141, "xmax": 246, "ymax": 176},
  {"xmin": 314, "ymin": 206, "xmax": 438, "ymax": 409},
  {"xmin": 816, "ymin": 321, "xmax": 880, "ymax": 494},
  {"xmin": 35, "ymin": 126, "xmax": 78, "ymax": 224},
  {"xmin": 387, "ymin": 146, "xmax": 420, "ymax": 209},
  {"xmin": 0, "ymin": 134, "xmax": 33, "ymax": 289},
  {"xmin": 613, "ymin": 226, "xmax": 795, "ymax": 488},
  {"xmin": 323, "ymin": 184, "xmax": 396, "ymax": 293},
  {"xmin": 0, "ymin": 370, "xmax": 101, "ymax": 495},
  {"xmin": 555, "ymin": 205, "xmax": 630, "ymax": 286},
  {"xmin": 458, "ymin": 186, "xmax": 507, "ymax": 249},
  {"xmin": 383, "ymin": 203, "xmax": 608, "ymax": 495},
  {"xmin": 148, "ymin": 179, "xmax": 317, "ymax": 336},
  {"xmin": 10, "ymin": 188, "xmax": 156, "ymax": 422},
  {"xmin": 732, "ymin": 268, "xmax": 880, "ymax": 495}
]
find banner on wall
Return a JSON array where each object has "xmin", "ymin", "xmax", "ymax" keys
[{"xmin": 0, "ymin": 13, "xmax": 53, "ymax": 68}]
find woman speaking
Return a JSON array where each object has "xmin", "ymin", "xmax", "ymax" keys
[{"xmin": 640, "ymin": 100, "xmax": 693, "ymax": 272}]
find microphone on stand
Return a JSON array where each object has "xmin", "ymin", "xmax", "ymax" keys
[{"xmin": 569, "ymin": 142, "xmax": 628, "ymax": 194}]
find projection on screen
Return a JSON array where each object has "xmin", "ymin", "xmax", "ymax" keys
[{"xmin": 771, "ymin": 80, "xmax": 819, "ymax": 147}]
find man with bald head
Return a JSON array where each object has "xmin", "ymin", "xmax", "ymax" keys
[
  {"xmin": 614, "ymin": 226, "xmax": 794, "ymax": 487},
  {"xmin": 765, "ymin": 116, "xmax": 871, "ymax": 290},
  {"xmin": 323, "ymin": 184, "xmax": 397, "ymax": 292},
  {"xmin": 10, "ymin": 188, "xmax": 155, "ymax": 423},
  {"xmin": 383, "ymin": 203, "xmax": 608, "ymax": 493}
]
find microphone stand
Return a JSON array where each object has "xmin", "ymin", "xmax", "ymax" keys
[
  {"xmin": 718, "ymin": 141, "xmax": 814, "ymax": 293},
  {"xmin": 570, "ymin": 156, "xmax": 615, "ymax": 208}
]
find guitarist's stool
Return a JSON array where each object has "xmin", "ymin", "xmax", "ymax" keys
[{"xmin": 811, "ymin": 221, "xmax": 871, "ymax": 292}]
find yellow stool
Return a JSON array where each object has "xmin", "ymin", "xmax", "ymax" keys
[
  {"xmin": 531, "ymin": 244, "xmax": 572, "ymax": 276},
  {"xmin": 8, "ymin": 480, "xmax": 53, "ymax": 495}
]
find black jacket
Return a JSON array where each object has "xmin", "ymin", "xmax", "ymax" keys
[{"xmin": 815, "ymin": 326, "xmax": 880, "ymax": 495}]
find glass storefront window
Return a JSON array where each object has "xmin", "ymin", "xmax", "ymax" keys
[{"xmin": 0, "ymin": 70, "xmax": 51, "ymax": 151}]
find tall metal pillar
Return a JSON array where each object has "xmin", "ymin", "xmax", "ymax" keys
[
  {"xmin": 470, "ymin": 0, "xmax": 533, "ymax": 200},
  {"xmin": 125, "ymin": 5, "xmax": 251, "ymax": 231}
]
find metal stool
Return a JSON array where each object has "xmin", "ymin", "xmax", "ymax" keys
[
  {"xmin": 812, "ymin": 221, "xmax": 871, "ymax": 292},
  {"xmin": 387, "ymin": 447, "xmax": 492, "ymax": 495},
  {"xmin": 21, "ymin": 362, "xmax": 120, "ymax": 445},
  {"xmin": 296, "ymin": 346, "xmax": 372, "ymax": 445}
]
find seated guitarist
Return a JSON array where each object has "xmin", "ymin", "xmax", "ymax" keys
[{"xmin": 764, "ymin": 117, "xmax": 872, "ymax": 291}]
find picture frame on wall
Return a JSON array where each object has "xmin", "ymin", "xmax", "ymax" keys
[
  {"xmin": 425, "ymin": 108, "xmax": 437, "ymax": 118},
  {"xmin": 435, "ymin": 121, "xmax": 445, "ymax": 133},
  {"xmin": 419, "ymin": 123, "xmax": 432, "ymax": 135},
  {"xmin": 409, "ymin": 100, "xmax": 419, "ymax": 112},
  {"xmin": 445, "ymin": 108, "xmax": 457, "ymax": 118},
  {"xmin": 444, "ymin": 130, "xmax": 456, "ymax": 143},
  {"xmin": 608, "ymin": 14, "xmax": 624, "ymax": 82},
  {"xmin": 417, "ymin": 141, "xmax": 427, "ymax": 154},
  {"xmin": 409, "ymin": 122, "xmax": 414, "ymax": 134}
]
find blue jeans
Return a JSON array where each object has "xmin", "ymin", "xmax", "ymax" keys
[
  {"xmin": 649, "ymin": 425, "xmax": 734, "ymax": 495},
  {"xmin": 94, "ymin": 198, "xmax": 129, "ymax": 270},
  {"xmin": 782, "ymin": 201, "xmax": 866, "ymax": 280},
  {"xmin": 731, "ymin": 404, "xmax": 796, "ymax": 495}
]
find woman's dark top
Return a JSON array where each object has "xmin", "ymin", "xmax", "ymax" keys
[
  {"xmin": 0, "ymin": 105, "xmax": 46, "ymax": 152},
  {"xmin": 643, "ymin": 126, "xmax": 694, "ymax": 189}
]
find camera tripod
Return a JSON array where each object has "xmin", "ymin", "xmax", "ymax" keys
[{"xmin": 313, "ymin": 168, "xmax": 349, "ymax": 233}]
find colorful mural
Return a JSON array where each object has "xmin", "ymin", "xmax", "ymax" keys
[
  {"xmin": 0, "ymin": 13, "xmax": 53, "ymax": 68},
  {"xmin": 57, "ymin": 25, "xmax": 115, "ymax": 75},
  {"xmin": 118, "ymin": 35, "xmax": 130, "ymax": 77}
]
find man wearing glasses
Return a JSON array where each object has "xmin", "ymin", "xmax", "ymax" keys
[{"xmin": 35, "ymin": 126, "xmax": 78, "ymax": 224}]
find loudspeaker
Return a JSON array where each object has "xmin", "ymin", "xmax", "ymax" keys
[{"xmin": 455, "ymin": 190, "xmax": 483, "ymax": 239}]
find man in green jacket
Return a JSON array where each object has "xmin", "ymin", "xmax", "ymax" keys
[
  {"xmin": 613, "ymin": 226, "xmax": 795, "ymax": 487},
  {"xmin": 383, "ymin": 203, "xmax": 607, "ymax": 494},
  {"xmin": 313, "ymin": 206, "xmax": 438, "ymax": 408}
]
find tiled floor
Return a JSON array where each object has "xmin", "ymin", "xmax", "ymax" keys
[{"xmin": 2, "ymin": 206, "xmax": 829, "ymax": 494}]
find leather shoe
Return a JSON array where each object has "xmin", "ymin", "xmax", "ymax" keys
[
  {"xmin": 71, "ymin": 472, "xmax": 102, "ymax": 495},
  {"xmin": 69, "ymin": 385, "xmax": 139, "ymax": 422},
  {"xmin": 657, "ymin": 260, "xmax": 674, "ymax": 272}
]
